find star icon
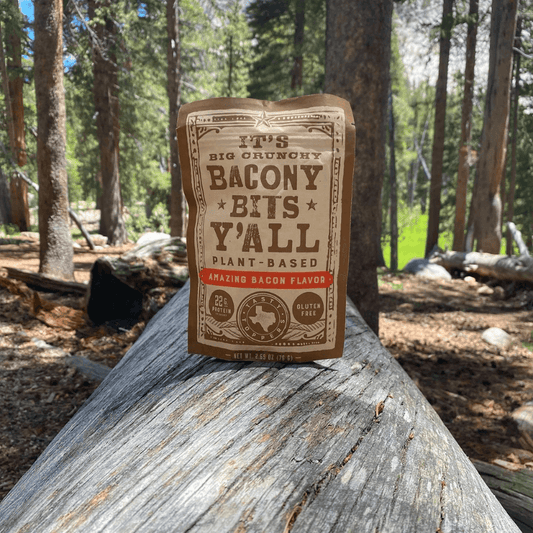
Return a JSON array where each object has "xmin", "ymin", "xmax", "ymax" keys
[
  {"xmin": 218, "ymin": 199, "xmax": 226, "ymax": 210},
  {"xmin": 254, "ymin": 110, "xmax": 272, "ymax": 128},
  {"xmin": 306, "ymin": 199, "xmax": 317, "ymax": 210}
]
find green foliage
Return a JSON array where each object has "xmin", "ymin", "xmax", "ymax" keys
[{"xmin": 246, "ymin": 0, "xmax": 325, "ymax": 100}]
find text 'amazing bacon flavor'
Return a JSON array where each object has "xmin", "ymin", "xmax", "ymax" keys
[{"xmin": 178, "ymin": 95, "xmax": 355, "ymax": 363}]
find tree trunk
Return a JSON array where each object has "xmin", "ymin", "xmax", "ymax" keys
[
  {"xmin": 505, "ymin": 19, "xmax": 521, "ymax": 257},
  {"xmin": 389, "ymin": 91, "xmax": 398, "ymax": 271},
  {"xmin": 0, "ymin": 4, "xmax": 29, "ymax": 231},
  {"xmin": 34, "ymin": 0, "xmax": 74, "ymax": 281},
  {"xmin": 452, "ymin": 0, "xmax": 478, "ymax": 252},
  {"xmin": 89, "ymin": 0, "xmax": 127, "ymax": 246},
  {"xmin": 425, "ymin": 0, "xmax": 454, "ymax": 258},
  {"xmin": 0, "ymin": 281, "xmax": 521, "ymax": 533},
  {"xmin": 291, "ymin": 0, "xmax": 305, "ymax": 91},
  {"xmin": 167, "ymin": 0, "xmax": 183, "ymax": 238},
  {"xmin": 0, "ymin": 168, "xmax": 11, "ymax": 224},
  {"xmin": 472, "ymin": 0, "xmax": 518, "ymax": 254},
  {"xmin": 325, "ymin": 0, "xmax": 393, "ymax": 335}
]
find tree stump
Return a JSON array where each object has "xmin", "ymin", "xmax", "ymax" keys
[
  {"xmin": 86, "ymin": 236, "xmax": 188, "ymax": 325},
  {"xmin": 0, "ymin": 282, "xmax": 520, "ymax": 532}
]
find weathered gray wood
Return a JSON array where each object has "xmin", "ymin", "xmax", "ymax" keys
[
  {"xmin": 508, "ymin": 222, "xmax": 530, "ymax": 257},
  {"xmin": 473, "ymin": 460, "xmax": 533, "ymax": 533},
  {"xmin": 432, "ymin": 250, "xmax": 533, "ymax": 283},
  {"xmin": 5, "ymin": 267, "xmax": 88, "ymax": 295},
  {"xmin": 0, "ymin": 281, "xmax": 519, "ymax": 532}
]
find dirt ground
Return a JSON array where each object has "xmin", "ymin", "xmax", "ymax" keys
[{"xmin": 1, "ymin": 234, "xmax": 533, "ymax": 503}]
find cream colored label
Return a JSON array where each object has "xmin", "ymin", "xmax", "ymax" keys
[{"xmin": 186, "ymin": 106, "xmax": 346, "ymax": 358}]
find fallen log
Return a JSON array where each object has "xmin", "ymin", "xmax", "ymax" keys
[
  {"xmin": 4, "ymin": 267, "xmax": 88, "ymax": 295},
  {"xmin": 0, "ymin": 282, "xmax": 520, "ymax": 532},
  {"xmin": 431, "ymin": 250, "xmax": 533, "ymax": 284},
  {"xmin": 86, "ymin": 236, "xmax": 188, "ymax": 325},
  {"xmin": 473, "ymin": 460, "xmax": 533, "ymax": 533}
]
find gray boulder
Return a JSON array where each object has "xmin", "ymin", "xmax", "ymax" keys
[
  {"xmin": 403, "ymin": 258, "xmax": 452, "ymax": 280},
  {"xmin": 482, "ymin": 327, "xmax": 513, "ymax": 350}
]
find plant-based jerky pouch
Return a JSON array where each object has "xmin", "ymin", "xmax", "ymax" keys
[{"xmin": 178, "ymin": 95, "xmax": 355, "ymax": 363}]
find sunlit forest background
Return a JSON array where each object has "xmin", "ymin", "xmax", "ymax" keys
[{"xmin": 1, "ymin": 0, "xmax": 532, "ymax": 268}]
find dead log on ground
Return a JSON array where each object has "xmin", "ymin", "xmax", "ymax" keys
[
  {"xmin": 0, "ymin": 281, "xmax": 520, "ymax": 532},
  {"xmin": 431, "ymin": 250, "xmax": 533, "ymax": 284},
  {"xmin": 4, "ymin": 267, "xmax": 87, "ymax": 295},
  {"xmin": 473, "ymin": 460, "xmax": 533, "ymax": 533},
  {"xmin": 86, "ymin": 236, "xmax": 188, "ymax": 325}
]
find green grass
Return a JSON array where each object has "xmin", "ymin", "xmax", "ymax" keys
[
  {"xmin": 382, "ymin": 209, "xmax": 508, "ymax": 271},
  {"xmin": 382, "ymin": 211, "xmax": 454, "ymax": 271}
]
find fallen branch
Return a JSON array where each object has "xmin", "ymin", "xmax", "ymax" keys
[
  {"xmin": 5, "ymin": 267, "xmax": 87, "ymax": 295},
  {"xmin": 508, "ymin": 222, "xmax": 530, "ymax": 257}
]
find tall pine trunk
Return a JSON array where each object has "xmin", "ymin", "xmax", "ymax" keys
[
  {"xmin": 505, "ymin": 20, "xmax": 521, "ymax": 256},
  {"xmin": 389, "ymin": 91, "xmax": 398, "ymax": 271},
  {"xmin": 2, "ymin": 1, "xmax": 29, "ymax": 231},
  {"xmin": 34, "ymin": 0, "xmax": 74, "ymax": 280},
  {"xmin": 425, "ymin": 0, "xmax": 454, "ymax": 258},
  {"xmin": 452, "ymin": 0, "xmax": 478, "ymax": 252},
  {"xmin": 472, "ymin": 0, "xmax": 517, "ymax": 253},
  {"xmin": 325, "ymin": 0, "xmax": 393, "ymax": 335},
  {"xmin": 167, "ymin": 0, "xmax": 183, "ymax": 238},
  {"xmin": 89, "ymin": 0, "xmax": 126, "ymax": 246},
  {"xmin": 291, "ymin": 0, "xmax": 305, "ymax": 91}
]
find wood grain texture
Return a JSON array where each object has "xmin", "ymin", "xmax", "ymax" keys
[
  {"xmin": 0, "ymin": 281, "xmax": 519, "ymax": 533},
  {"xmin": 473, "ymin": 460, "xmax": 533, "ymax": 533}
]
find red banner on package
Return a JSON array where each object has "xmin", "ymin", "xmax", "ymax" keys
[{"xmin": 199, "ymin": 268, "xmax": 333, "ymax": 289}]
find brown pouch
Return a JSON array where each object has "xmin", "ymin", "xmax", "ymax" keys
[{"xmin": 178, "ymin": 95, "xmax": 355, "ymax": 363}]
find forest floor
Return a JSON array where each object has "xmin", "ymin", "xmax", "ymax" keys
[{"xmin": 1, "ymin": 233, "xmax": 533, "ymax": 503}]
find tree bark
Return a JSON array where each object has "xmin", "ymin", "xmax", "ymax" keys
[
  {"xmin": 425, "ymin": 0, "xmax": 454, "ymax": 258},
  {"xmin": 34, "ymin": 0, "xmax": 74, "ymax": 281},
  {"xmin": 325, "ymin": 0, "xmax": 393, "ymax": 335},
  {"xmin": 389, "ymin": 91, "xmax": 398, "ymax": 271},
  {"xmin": 291, "ymin": 0, "xmax": 305, "ymax": 91},
  {"xmin": 0, "ymin": 168, "xmax": 11, "ymax": 224},
  {"xmin": 1, "ymin": 3, "xmax": 29, "ymax": 231},
  {"xmin": 472, "ymin": 0, "xmax": 518, "ymax": 254},
  {"xmin": 167, "ymin": 0, "xmax": 184, "ymax": 239},
  {"xmin": 452, "ymin": 0, "xmax": 478, "ymax": 252},
  {"xmin": 89, "ymin": 0, "xmax": 127, "ymax": 246},
  {"xmin": 505, "ymin": 19, "xmax": 521, "ymax": 257}
]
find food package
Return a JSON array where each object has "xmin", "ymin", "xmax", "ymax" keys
[{"xmin": 177, "ymin": 95, "xmax": 355, "ymax": 363}]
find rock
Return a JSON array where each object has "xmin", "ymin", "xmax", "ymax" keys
[
  {"xmin": 73, "ymin": 242, "xmax": 82, "ymax": 249},
  {"xmin": 136, "ymin": 232, "xmax": 171, "ymax": 246},
  {"xmin": 91, "ymin": 234, "xmax": 108, "ymax": 246},
  {"xmin": 492, "ymin": 286, "xmax": 505, "ymax": 300},
  {"xmin": 477, "ymin": 285, "xmax": 494, "ymax": 296},
  {"xmin": 403, "ymin": 258, "xmax": 452, "ymax": 280},
  {"xmin": 482, "ymin": 327, "xmax": 513, "ymax": 350},
  {"xmin": 464, "ymin": 276, "xmax": 477, "ymax": 284}
]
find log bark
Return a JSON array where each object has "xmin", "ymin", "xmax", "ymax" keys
[
  {"xmin": 86, "ymin": 237, "xmax": 188, "ymax": 324},
  {"xmin": 0, "ymin": 282, "xmax": 519, "ymax": 532},
  {"xmin": 473, "ymin": 460, "xmax": 533, "ymax": 533},
  {"xmin": 4, "ymin": 267, "xmax": 87, "ymax": 295},
  {"xmin": 431, "ymin": 250, "xmax": 533, "ymax": 283}
]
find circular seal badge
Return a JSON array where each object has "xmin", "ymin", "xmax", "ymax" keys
[{"xmin": 237, "ymin": 292, "xmax": 290, "ymax": 344}]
